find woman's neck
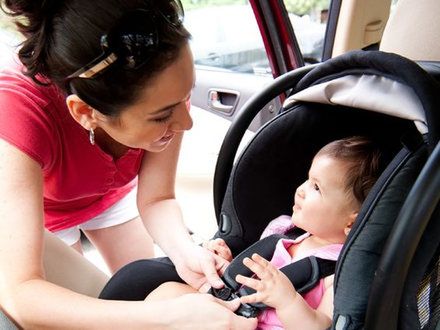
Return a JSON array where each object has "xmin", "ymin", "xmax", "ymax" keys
[{"xmin": 94, "ymin": 128, "xmax": 129, "ymax": 159}]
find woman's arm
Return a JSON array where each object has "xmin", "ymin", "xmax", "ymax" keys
[
  {"xmin": 0, "ymin": 139, "xmax": 157, "ymax": 328},
  {"xmin": 137, "ymin": 132, "xmax": 227, "ymax": 290},
  {"xmin": 0, "ymin": 139, "xmax": 257, "ymax": 329},
  {"xmin": 136, "ymin": 132, "xmax": 192, "ymax": 258}
]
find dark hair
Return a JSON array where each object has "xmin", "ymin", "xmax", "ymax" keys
[
  {"xmin": 1, "ymin": 0, "xmax": 191, "ymax": 116},
  {"xmin": 316, "ymin": 136, "xmax": 383, "ymax": 205}
]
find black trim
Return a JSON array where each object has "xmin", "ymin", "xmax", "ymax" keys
[
  {"xmin": 322, "ymin": 0, "xmax": 342, "ymax": 61},
  {"xmin": 275, "ymin": 0, "xmax": 304, "ymax": 68},
  {"xmin": 365, "ymin": 141, "xmax": 440, "ymax": 329},
  {"xmin": 258, "ymin": 0, "xmax": 288, "ymax": 75}
]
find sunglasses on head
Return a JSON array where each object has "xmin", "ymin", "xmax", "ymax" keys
[{"xmin": 65, "ymin": 0, "xmax": 184, "ymax": 83}]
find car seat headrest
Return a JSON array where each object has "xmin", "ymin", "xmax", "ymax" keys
[
  {"xmin": 284, "ymin": 74, "xmax": 428, "ymax": 134},
  {"xmin": 285, "ymin": 51, "xmax": 440, "ymax": 151}
]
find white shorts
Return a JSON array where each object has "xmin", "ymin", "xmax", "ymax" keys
[{"xmin": 54, "ymin": 188, "xmax": 139, "ymax": 246}]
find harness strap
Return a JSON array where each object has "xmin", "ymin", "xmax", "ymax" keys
[
  {"xmin": 212, "ymin": 233, "xmax": 337, "ymax": 316},
  {"xmin": 282, "ymin": 256, "xmax": 337, "ymax": 294},
  {"xmin": 223, "ymin": 234, "xmax": 285, "ymax": 290},
  {"xmin": 236, "ymin": 256, "xmax": 336, "ymax": 311}
]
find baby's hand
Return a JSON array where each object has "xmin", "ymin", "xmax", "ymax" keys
[
  {"xmin": 202, "ymin": 238, "xmax": 233, "ymax": 262},
  {"xmin": 236, "ymin": 253, "xmax": 298, "ymax": 310}
]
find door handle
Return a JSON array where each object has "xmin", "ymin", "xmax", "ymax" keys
[{"xmin": 208, "ymin": 89, "xmax": 240, "ymax": 115}]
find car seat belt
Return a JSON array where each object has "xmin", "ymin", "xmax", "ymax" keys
[{"xmin": 209, "ymin": 232, "xmax": 337, "ymax": 318}]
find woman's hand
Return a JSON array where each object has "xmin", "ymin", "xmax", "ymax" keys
[
  {"xmin": 235, "ymin": 253, "xmax": 298, "ymax": 310},
  {"xmin": 163, "ymin": 293, "xmax": 257, "ymax": 330},
  {"xmin": 202, "ymin": 238, "xmax": 233, "ymax": 262},
  {"xmin": 174, "ymin": 243, "xmax": 230, "ymax": 292}
]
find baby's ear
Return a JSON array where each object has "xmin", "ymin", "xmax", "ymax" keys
[
  {"xmin": 344, "ymin": 213, "xmax": 357, "ymax": 236},
  {"xmin": 349, "ymin": 211, "xmax": 359, "ymax": 222}
]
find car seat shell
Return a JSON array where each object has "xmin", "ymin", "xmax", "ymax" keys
[{"xmin": 213, "ymin": 50, "xmax": 440, "ymax": 329}]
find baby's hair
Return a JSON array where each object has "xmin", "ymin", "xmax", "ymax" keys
[{"xmin": 315, "ymin": 136, "xmax": 382, "ymax": 205}]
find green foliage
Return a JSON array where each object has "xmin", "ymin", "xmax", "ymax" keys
[{"xmin": 284, "ymin": 0, "xmax": 329, "ymax": 16}]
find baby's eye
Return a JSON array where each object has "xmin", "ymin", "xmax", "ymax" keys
[{"xmin": 313, "ymin": 183, "xmax": 320, "ymax": 191}]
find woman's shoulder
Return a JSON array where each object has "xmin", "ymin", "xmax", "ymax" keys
[
  {"xmin": 0, "ymin": 59, "xmax": 69, "ymax": 170},
  {"xmin": 0, "ymin": 60, "xmax": 68, "ymax": 132}
]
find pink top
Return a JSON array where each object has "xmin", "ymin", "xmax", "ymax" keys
[
  {"xmin": 257, "ymin": 216, "xmax": 343, "ymax": 330},
  {"xmin": 0, "ymin": 61, "xmax": 144, "ymax": 231}
]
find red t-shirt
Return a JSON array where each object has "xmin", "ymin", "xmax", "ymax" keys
[{"xmin": 0, "ymin": 61, "xmax": 144, "ymax": 231}]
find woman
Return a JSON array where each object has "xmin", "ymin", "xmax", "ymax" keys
[{"xmin": 0, "ymin": 0, "xmax": 257, "ymax": 328}]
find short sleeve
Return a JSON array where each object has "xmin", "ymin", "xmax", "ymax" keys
[{"xmin": 0, "ymin": 75, "xmax": 58, "ymax": 171}]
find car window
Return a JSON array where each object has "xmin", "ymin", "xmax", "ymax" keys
[
  {"xmin": 285, "ymin": 0, "xmax": 330, "ymax": 63},
  {"xmin": 183, "ymin": 0, "xmax": 331, "ymax": 75},
  {"xmin": 184, "ymin": 2, "xmax": 270, "ymax": 75}
]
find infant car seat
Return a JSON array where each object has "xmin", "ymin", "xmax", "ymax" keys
[
  {"xmin": 211, "ymin": 50, "xmax": 440, "ymax": 329},
  {"xmin": 99, "ymin": 50, "xmax": 440, "ymax": 330}
]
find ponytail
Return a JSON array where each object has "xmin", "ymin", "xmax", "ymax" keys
[{"xmin": 2, "ymin": 0, "xmax": 62, "ymax": 84}]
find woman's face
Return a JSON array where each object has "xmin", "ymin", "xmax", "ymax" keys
[{"xmin": 95, "ymin": 44, "xmax": 195, "ymax": 152}]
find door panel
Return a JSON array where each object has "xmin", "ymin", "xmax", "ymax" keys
[
  {"xmin": 192, "ymin": 67, "xmax": 278, "ymax": 132},
  {"xmin": 185, "ymin": 2, "xmax": 278, "ymax": 130}
]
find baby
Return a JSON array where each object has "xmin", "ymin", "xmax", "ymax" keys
[{"xmin": 148, "ymin": 136, "xmax": 382, "ymax": 329}]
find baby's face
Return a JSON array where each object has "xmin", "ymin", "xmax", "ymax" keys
[{"xmin": 291, "ymin": 155, "xmax": 358, "ymax": 244}]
